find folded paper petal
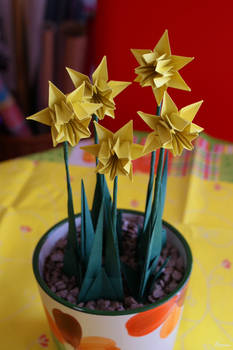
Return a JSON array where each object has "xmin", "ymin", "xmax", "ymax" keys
[
  {"xmin": 131, "ymin": 30, "xmax": 193, "ymax": 104},
  {"xmin": 66, "ymin": 56, "xmax": 131, "ymax": 120},
  {"xmin": 138, "ymin": 91, "xmax": 203, "ymax": 156},
  {"xmin": 27, "ymin": 81, "xmax": 99, "ymax": 147},
  {"xmin": 82, "ymin": 121, "xmax": 144, "ymax": 180}
]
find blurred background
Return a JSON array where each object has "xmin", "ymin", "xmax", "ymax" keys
[{"xmin": 0, "ymin": 0, "xmax": 232, "ymax": 161}]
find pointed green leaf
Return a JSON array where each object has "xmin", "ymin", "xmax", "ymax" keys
[
  {"xmin": 143, "ymin": 151, "xmax": 156, "ymax": 233},
  {"xmin": 104, "ymin": 209, "xmax": 124, "ymax": 300},
  {"xmin": 151, "ymin": 148, "xmax": 165, "ymax": 226},
  {"xmin": 62, "ymin": 142, "xmax": 80, "ymax": 280},
  {"xmin": 78, "ymin": 202, "xmax": 104, "ymax": 302},
  {"xmin": 81, "ymin": 180, "xmax": 95, "ymax": 266},
  {"xmin": 91, "ymin": 173, "xmax": 103, "ymax": 229},
  {"xmin": 121, "ymin": 262, "xmax": 140, "ymax": 298},
  {"xmin": 160, "ymin": 152, "xmax": 168, "ymax": 246},
  {"xmin": 83, "ymin": 267, "xmax": 118, "ymax": 301},
  {"xmin": 148, "ymin": 256, "xmax": 170, "ymax": 294}
]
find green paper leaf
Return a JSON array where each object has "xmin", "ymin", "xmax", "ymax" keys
[
  {"xmin": 91, "ymin": 173, "xmax": 103, "ymax": 229},
  {"xmin": 83, "ymin": 267, "xmax": 118, "ymax": 302},
  {"xmin": 143, "ymin": 151, "xmax": 156, "ymax": 233},
  {"xmin": 116, "ymin": 209, "xmax": 122, "ymax": 244},
  {"xmin": 62, "ymin": 142, "xmax": 80, "ymax": 280},
  {"xmin": 121, "ymin": 262, "xmax": 139, "ymax": 298},
  {"xmin": 81, "ymin": 180, "xmax": 95, "ymax": 266},
  {"xmin": 161, "ymin": 152, "xmax": 168, "ymax": 246},
  {"xmin": 104, "ymin": 213, "xmax": 124, "ymax": 300},
  {"xmin": 148, "ymin": 256, "xmax": 170, "ymax": 294},
  {"xmin": 78, "ymin": 201, "xmax": 104, "ymax": 302},
  {"xmin": 138, "ymin": 216, "xmax": 162, "ymax": 298},
  {"xmin": 151, "ymin": 148, "xmax": 165, "ymax": 226}
]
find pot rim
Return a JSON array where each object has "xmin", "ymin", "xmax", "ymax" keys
[{"xmin": 33, "ymin": 209, "xmax": 192, "ymax": 316}]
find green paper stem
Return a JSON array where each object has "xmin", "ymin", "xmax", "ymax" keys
[
  {"xmin": 93, "ymin": 114, "xmax": 99, "ymax": 166},
  {"xmin": 112, "ymin": 176, "xmax": 118, "ymax": 231},
  {"xmin": 143, "ymin": 103, "xmax": 162, "ymax": 231},
  {"xmin": 93, "ymin": 114, "xmax": 98, "ymax": 144},
  {"xmin": 156, "ymin": 103, "xmax": 161, "ymax": 116},
  {"xmin": 143, "ymin": 150, "xmax": 156, "ymax": 231},
  {"xmin": 62, "ymin": 141, "xmax": 79, "ymax": 278},
  {"xmin": 151, "ymin": 148, "xmax": 165, "ymax": 226}
]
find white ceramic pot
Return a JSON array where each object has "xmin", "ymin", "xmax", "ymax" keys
[{"xmin": 33, "ymin": 210, "xmax": 192, "ymax": 350}]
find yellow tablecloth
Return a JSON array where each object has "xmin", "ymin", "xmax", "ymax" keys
[{"xmin": 0, "ymin": 136, "xmax": 233, "ymax": 349}]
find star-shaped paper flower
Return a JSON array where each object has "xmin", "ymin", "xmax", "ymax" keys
[
  {"xmin": 138, "ymin": 92, "xmax": 203, "ymax": 156},
  {"xmin": 27, "ymin": 82, "xmax": 101, "ymax": 147},
  {"xmin": 81, "ymin": 121, "xmax": 144, "ymax": 180},
  {"xmin": 131, "ymin": 30, "xmax": 193, "ymax": 104},
  {"xmin": 66, "ymin": 56, "xmax": 131, "ymax": 120}
]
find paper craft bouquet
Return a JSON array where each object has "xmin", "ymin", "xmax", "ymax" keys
[{"xmin": 30, "ymin": 30, "xmax": 203, "ymax": 350}]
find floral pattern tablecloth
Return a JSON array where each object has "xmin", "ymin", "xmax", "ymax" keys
[{"xmin": 0, "ymin": 133, "xmax": 232, "ymax": 349}]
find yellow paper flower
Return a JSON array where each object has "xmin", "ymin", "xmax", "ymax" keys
[
  {"xmin": 27, "ymin": 82, "xmax": 101, "ymax": 147},
  {"xmin": 131, "ymin": 30, "xmax": 193, "ymax": 104},
  {"xmin": 81, "ymin": 121, "xmax": 144, "ymax": 180},
  {"xmin": 66, "ymin": 56, "xmax": 131, "ymax": 120},
  {"xmin": 138, "ymin": 92, "xmax": 203, "ymax": 156}
]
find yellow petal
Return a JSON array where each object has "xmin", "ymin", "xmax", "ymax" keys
[
  {"xmin": 48, "ymin": 81, "xmax": 66, "ymax": 109},
  {"xmin": 143, "ymin": 132, "xmax": 161, "ymax": 153},
  {"xmin": 51, "ymin": 125, "xmax": 59, "ymax": 146},
  {"xmin": 94, "ymin": 122, "xmax": 113, "ymax": 142},
  {"xmin": 167, "ymin": 71, "xmax": 191, "ymax": 91},
  {"xmin": 66, "ymin": 67, "xmax": 90, "ymax": 88},
  {"xmin": 72, "ymin": 102, "xmax": 90, "ymax": 120},
  {"xmin": 54, "ymin": 102, "xmax": 73, "ymax": 125},
  {"xmin": 189, "ymin": 122, "xmax": 204, "ymax": 133},
  {"xmin": 92, "ymin": 56, "xmax": 108, "ymax": 84},
  {"xmin": 131, "ymin": 144, "xmax": 144, "ymax": 160},
  {"xmin": 114, "ymin": 120, "xmax": 133, "ymax": 143},
  {"xmin": 154, "ymin": 30, "xmax": 171, "ymax": 56},
  {"xmin": 153, "ymin": 85, "xmax": 167, "ymax": 105},
  {"xmin": 157, "ymin": 123, "xmax": 172, "ymax": 145},
  {"xmin": 114, "ymin": 140, "xmax": 130, "ymax": 159},
  {"xmin": 73, "ymin": 117, "xmax": 91, "ymax": 138},
  {"xmin": 137, "ymin": 111, "xmax": 160, "ymax": 130},
  {"xmin": 154, "ymin": 75, "xmax": 171, "ymax": 88},
  {"xmin": 67, "ymin": 83, "xmax": 86, "ymax": 104},
  {"xmin": 80, "ymin": 144, "xmax": 100, "ymax": 157},
  {"xmin": 131, "ymin": 49, "xmax": 152, "ymax": 65},
  {"xmin": 81, "ymin": 101, "xmax": 102, "ymax": 116},
  {"xmin": 167, "ymin": 113, "xmax": 189, "ymax": 132},
  {"xmin": 108, "ymin": 80, "xmax": 131, "ymax": 98},
  {"xmin": 27, "ymin": 108, "xmax": 52, "ymax": 126},
  {"xmin": 104, "ymin": 108, "xmax": 115, "ymax": 119},
  {"xmin": 143, "ymin": 52, "xmax": 156, "ymax": 65},
  {"xmin": 161, "ymin": 92, "xmax": 178, "ymax": 117},
  {"xmin": 170, "ymin": 55, "xmax": 194, "ymax": 71},
  {"xmin": 156, "ymin": 59, "xmax": 172, "ymax": 74},
  {"xmin": 179, "ymin": 100, "xmax": 203, "ymax": 123}
]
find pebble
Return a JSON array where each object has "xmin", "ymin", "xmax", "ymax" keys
[
  {"xmin": 44, "ymin": 218, "xmax": 185, "ymax": 311},
  {"xmin": 51, "ymin": 250, "xmax": 64, "ymax": 262},
  {"xmin": 172, "ymin": 269, "xmax": 183, "ymax": 281}
]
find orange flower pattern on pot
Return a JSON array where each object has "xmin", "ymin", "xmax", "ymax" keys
[
  {"xmin": 44, "ymin": 306, "xmax": 120, "ymax": 350},
  {"xmin": 126, "ymin": 283, "xmax": 188, "ymax": 339}
]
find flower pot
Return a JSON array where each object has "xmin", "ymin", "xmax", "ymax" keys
[{"xmin": 33, "ymin": 210, "xmax": 192, "ymax": 350}]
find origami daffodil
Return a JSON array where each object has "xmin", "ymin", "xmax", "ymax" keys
[
  {"xmin": 81, "ymin": 121, "xmax": 144, "ymax": 180},
  {"xmin": 131, "ymin": 30, "xmax": 193, "ymax": 104},
  {"xmin": 66, "ymin": 56, "xmax": 131, "ymax": 120},
  {"xmin": 27, "ymin": 82, "xmax": 101, "ymax": 147},
  {"xmin": 138, "ymin": 92, "xmax": 203, "ymax": 156}
]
